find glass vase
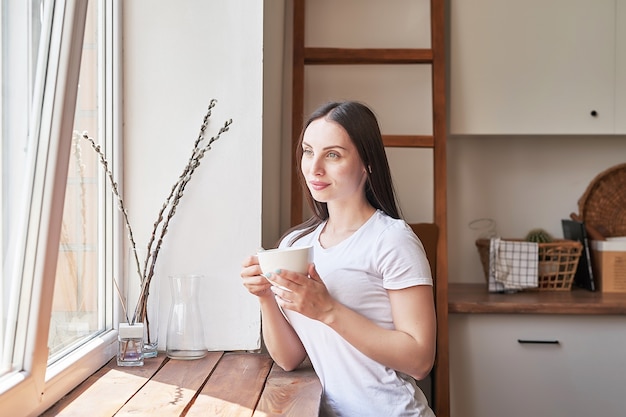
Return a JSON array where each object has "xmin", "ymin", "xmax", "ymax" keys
[
  {"xmin": 166, "ymin": 274, "xmax": 207, "ymax": 360},
  {"xmin": 140, "ymin": 276, "xmax": 159, "ymax": 358},
  {"xmin": 127, "ymin": 248, "xmax": 160, "ymax": 358}
]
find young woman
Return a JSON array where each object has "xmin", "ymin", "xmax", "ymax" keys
[{"xmin": 240, "ymin": 101, "xmax": 436, "ymax": 416}]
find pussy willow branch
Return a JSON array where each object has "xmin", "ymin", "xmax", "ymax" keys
[
  {"xmin": 81, "ymin": 133, "xmax": 141, "ymax": 258},
  {"xmin": 138, "ymin": 100, "xmax": 217, "ymax": 291},
  {"xmin": 133, "ymin": 116, "xmax": 232, "ymax": 323},
  {"xmin": 139, "ymin": 99, "xmax": 218, "ymax": 282},
  {"xmin": 81, "ymin": 131, "xmax": 144, "ymax": 319},
  {"xmin": 81, "ymin": 100, "xmax": 233, "ymax": 328}
]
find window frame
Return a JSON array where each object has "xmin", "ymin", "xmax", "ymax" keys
[{"xmin": 0, "ymin": 0, "xmax": 122, "ymax": 414}]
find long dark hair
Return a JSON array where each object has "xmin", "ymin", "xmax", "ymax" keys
[{"xmin": 284, "ymin": 101, "xmax": 401, "ymax": 245}]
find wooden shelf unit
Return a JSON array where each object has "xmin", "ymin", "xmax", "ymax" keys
[{"xmin": 289, "ymin": 1, "xmax": 449, "ymax": 415}]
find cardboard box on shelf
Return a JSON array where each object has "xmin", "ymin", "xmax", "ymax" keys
[{"xmin": 591, "ymin": 238, "xmax": 626, "ymax": 293}]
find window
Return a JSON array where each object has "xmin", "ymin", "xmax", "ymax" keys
[
  {"xmin": 48, "ymin": 0, "xmax": 106, "ymax": 364},
  {"xmin": 0, "ymin": 1, "xmax": 120, "ymax": 415}
]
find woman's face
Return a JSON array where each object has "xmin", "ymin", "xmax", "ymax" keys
[{"xmin": 301, "ymin": 118, "xmax": 368, "ymax": 206}]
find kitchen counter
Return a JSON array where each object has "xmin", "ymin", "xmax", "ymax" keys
[{"xmin": 449, "ymin": 283, "xmax": 626, "ymax": 314}]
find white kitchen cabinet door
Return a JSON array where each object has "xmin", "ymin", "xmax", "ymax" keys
[
  {"xmin": 449, "ymin": 314, "xmax": 626, "ymax": 417},
  {"xmin": 449, "ymin": 0, "xmax": 616, "ymax": 135}
]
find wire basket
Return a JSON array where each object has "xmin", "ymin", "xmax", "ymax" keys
[
  {"xmin": 476, "ymin": 238, "xmax": 582, "ymax": 291},
  {"xmin": 578, "ymin": 163, "xmax": 626, "ymax": 238}
]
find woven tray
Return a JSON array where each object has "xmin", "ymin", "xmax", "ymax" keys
[
  {"xmin": 476, "ymin": 238, "xmax": 582, "ymax": 291},
  {"xmin": 578, "ymin": 163, "xmax": 626, "ymax": 238}
]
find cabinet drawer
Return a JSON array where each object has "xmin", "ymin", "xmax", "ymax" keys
[{"xmin": 450, "ymin": 314, "xmax": 626, "ymax": 417}]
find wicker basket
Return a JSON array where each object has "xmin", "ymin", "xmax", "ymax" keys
[
  {"xmin": 578, "ymin": 163, "xmax": 626, "ymax": 238},
  {"xmin": 476, "ymin": 238, "xmax": 583, "ymax": 291}
]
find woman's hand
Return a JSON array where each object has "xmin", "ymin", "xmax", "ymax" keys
[
  {"xmin": 240, "ymin": 255, "xmax": 273, "ymax": 299},
  {"xmin": 266, "ymin": 264, "xmax": 337, "ymax": 323},
  {"xmin": 240, "ymin": 254, "xmax": 308, "ymax": 371}
]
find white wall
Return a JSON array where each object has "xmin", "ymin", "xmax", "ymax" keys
[
  {"xmin": 448, "ymin": 135, "xmax": 626, "ymax": 284},
  {"xmin": 122, "ymin": 1, "xmax": 267, "ymax": 351}
]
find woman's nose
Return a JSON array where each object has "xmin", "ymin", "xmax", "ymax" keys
[{"xmin": 303, "ymin": 155, "xmax": 324, "ymax": 175}]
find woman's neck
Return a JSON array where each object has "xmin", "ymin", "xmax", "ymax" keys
[{"xmin": 319, "ymin": 203, "xmax": 376, "ymax": 248}]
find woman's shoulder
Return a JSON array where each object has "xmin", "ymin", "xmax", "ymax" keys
[{"xmin": 370, "ymin": 210, "xmax": 415, "ymax": 238}]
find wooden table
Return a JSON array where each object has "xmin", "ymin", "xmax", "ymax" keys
[{"xmin": 42, "ymin": 351, "xmax": 322, "ymax": 416}]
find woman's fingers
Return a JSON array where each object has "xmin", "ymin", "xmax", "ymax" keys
[
  {"xmin": 270, "ymin": 285, "xmax": 293, "ymax": 303},
  {"xmin": 241, "ymin": 255, "xmax": 261, "ymax": 270},
  {"xmin": 240, "ymin": 255, "xmax": 272, "ymax": 297},
  {"xmin": 242, "ymin": 274, "xmax": 272, "ymax": 297},
  {"xmin": 267, "ymin": 267, "xmax": 332, "ymax": 320}
]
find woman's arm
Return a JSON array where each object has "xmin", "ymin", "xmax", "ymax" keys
[
  {"xmin": 269, "ymin": 265, "xmax": 436, "ymax": 380},
  {"xmin": 240, "ymin": 255, "xmax": 308, "ymax": 371}
]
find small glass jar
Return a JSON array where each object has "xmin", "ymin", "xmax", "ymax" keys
[{"xmin": 117, "ymin": 323, "xmax": 144, "ymax": 366}]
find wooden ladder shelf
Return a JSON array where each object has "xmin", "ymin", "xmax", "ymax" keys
[{"xmin": 289, "ymin": 0, "xmax": 449, "ymax": 415}]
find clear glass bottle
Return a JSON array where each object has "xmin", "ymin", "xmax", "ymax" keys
[
  {"xmin": 166, "ymin": 274, "xmax": 207, "ymax": 360},
  {"xmin": 117, "ymin": 323, "xmax": 144, "ymax": 366}
]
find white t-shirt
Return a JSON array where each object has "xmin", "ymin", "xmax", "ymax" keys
[{"xmin": 279, "ymin": 210, "xmax": 435, "ymax": 417}]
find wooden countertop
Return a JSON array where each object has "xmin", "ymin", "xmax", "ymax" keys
[
  {"xmin": 449, "ymin": 283, "xmax": 626, "ymax": 315},
  {"xmin": 42, "ymin": 351, "xmax": 321, "ymax": 417}
]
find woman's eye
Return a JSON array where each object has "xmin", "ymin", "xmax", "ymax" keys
[
  {"xmin": 327, "ymin": 152, "xmax": 339, "ymax": 159},
  {"xmin": 302, "ymin": 148, "xmax": 313, "ymax": 156}
]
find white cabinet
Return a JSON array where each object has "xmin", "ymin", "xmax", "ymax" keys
[
  {"xmin": 449, "ymin": 314, "xmax": 626, "ymax": 417},
  {"xmin": 449, "ymin": 0, "xmax": 619, "ymax": 135}
]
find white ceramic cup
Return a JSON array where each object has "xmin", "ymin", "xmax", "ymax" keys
[{"xmin": 257, "ymin": 246, "xmax": 313, "ymax": 275}]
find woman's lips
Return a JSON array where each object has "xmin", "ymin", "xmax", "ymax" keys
[{"xmin": 308, "ymin": 180, "xmax": 329, "ymax": 191}]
